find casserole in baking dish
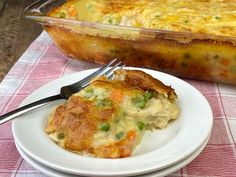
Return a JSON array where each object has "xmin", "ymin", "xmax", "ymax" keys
[{"xmin": 25, "ymin": 0, "xmax": 236, "ymax": 84}]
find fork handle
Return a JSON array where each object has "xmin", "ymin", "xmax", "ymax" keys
[{"xmin": 0, "ymin": 94, "xmax": 62, "ymax": 125}]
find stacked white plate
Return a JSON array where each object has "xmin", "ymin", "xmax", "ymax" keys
[{"xmin": 12, "ymin": 68, "xmax": 213, "ymax": 177}]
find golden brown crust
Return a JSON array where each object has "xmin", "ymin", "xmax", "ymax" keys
[
  {"xmin": 114, "ymin": 69, "xmax": 177, "ymax": 99},
  {"xmin": 102, "ymin": 0, "xmax": 137, "ymax": 14},
  {"xmin": 45, "ymin": 25, "xmax": 236, "ymax": 85},
  {"xmin": 91, "ymin": 77, "xmax": 143, "ymax": 94},
  {"xmin": 45, "ymin": 104, "xmax": 67, "ymax": 134},
  {"xmin": 45, "ymin": 77, "xmax": 143, "ymax": 157},
  {"xmin": 62, "ymin": 96, "xmax": 115, "ymax": 151}
]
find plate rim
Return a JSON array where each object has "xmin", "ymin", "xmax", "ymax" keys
[
  {"xmin": 12, "ymin": 67, "xmax": 213, "ymax": 176},
  {"xmin": 14, "ymin": 134, "xmax": 211, "ymax": 177}
]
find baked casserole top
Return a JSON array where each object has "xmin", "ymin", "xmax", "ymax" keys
[{"xmin": 48, "ymin": 0, "xmax": 236, "ymax": 37}]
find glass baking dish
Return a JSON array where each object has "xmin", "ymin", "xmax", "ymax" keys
[{"xmin": 24, "ymin": 0, "xmax": 236, "ymax": 85}]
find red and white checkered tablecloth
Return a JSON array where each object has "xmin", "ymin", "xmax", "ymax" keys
[{"xmin": 0, "ymin": 31, "xmax": 236, "ymax": 177}]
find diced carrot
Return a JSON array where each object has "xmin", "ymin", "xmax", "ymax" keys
[
  {"xmin": 94, "ymin": 130, "xmax": 137, "ymax": 158},
  {"xmin": 220, "ymin": 58, "xmax": 230, "ymax": 66},
  {"xmin": 118, "ymin": 131, "xmax": 137, "ymax": 157},
  {"xmin": 111, "ymin": 89, "xmax": 123, "ymax": 103},
  {"xmin": 127, "ymin": 130, "xmax": 137, "ymax": 140},
  {"xmin": 119, "ymin": 147, "xmax": 132, "ymax": 158},
  {"xmin": 219, "ymin": 71, "xmax": 228, "ymax": 78},
  {"xmin": 68, "ymin": 7, "xmax": 78, "ymax": 17}
]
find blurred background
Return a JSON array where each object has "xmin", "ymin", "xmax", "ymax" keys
[{"xmin": 0, "ymin": 0, "xmax": 42, "ymax": 82}]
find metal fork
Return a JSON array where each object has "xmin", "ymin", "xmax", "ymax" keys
[{"xmin": 0, "ymin": 59, "xmax": 123, "ymax": 125}]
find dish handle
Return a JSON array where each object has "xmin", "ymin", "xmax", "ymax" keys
[{"xmin": 23, "ymin": 0, "xmax": 64, "ymax": 16}]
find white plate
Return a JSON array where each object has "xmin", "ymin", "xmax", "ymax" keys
[
  {"xmin": 15, "ymin": 134, "xmax": 210, "ymax": 177},
  {"xmin": 12, "ymin": 67, "xmax": 213, "ymax": 176}
]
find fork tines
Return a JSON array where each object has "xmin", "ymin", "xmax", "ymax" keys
[
  {"xmin": 81, "ymin": 58, "xmax": 124, "ymax": 86},
  {"xmin": 95, "ymin": 58, "xmax": 124, "ymax": 79},
  {"xmin": 103, "ymin": 60, "xmax": 125, "ymax": 79}
]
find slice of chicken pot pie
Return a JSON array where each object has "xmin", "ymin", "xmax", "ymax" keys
[{"xmin": 45, "ymin": 69, "xmax": 179, "ymax": 158}]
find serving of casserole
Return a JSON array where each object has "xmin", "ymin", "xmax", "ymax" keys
[
  {"xmin": 25, "ymin": 0, "xmax": 236, "ymax": 84},
  {"xmin": 45, "ymin": 69, "xmax": 179, "ymax": 158}
]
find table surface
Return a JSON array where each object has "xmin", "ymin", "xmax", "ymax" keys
[
  {"xmin": 0, "ymin": 0, "xmax": 42, "ymax": 82},
  {"xmin": 0, "ymin": 2, "xmax": 236, "ymax": 176},
  {"xmin": 0, "ymin": 31, "xmax": 236, "ymax": 177}
]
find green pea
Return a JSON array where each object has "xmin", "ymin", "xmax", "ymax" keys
[
  {"xmin": 215, "ymin": 16, "xmax": 221, "ymax": 20},
  {"xmin": 181, "ymin": 62, "xmax": 187, "ymax": 68},
  {"xmin": 132, "ymin": 97, "xmax": 146, "ymax": 109},
  {"xmin": 214, "ymin": 54, "xmax": 219, "ymax": 59},
  {"xmin": 109, "ymin": 48, "xmax": 120, "ymax": 54},
  {"xmin": 144, "ymin": 91, "xmax": 154, "ymax": 101},
  {"xmin": 96, "ymin": 99, "xmax": 112, "ymax": 107},
  {"xmin": 100, "ymin": 122, "xmax": 110, "ymax": 131},
  {"xmin": 84, "ymin": 88, "xmax": 94, "ymax": 99},
  {"xmin": 57, "ymin": 132, "xmax": 65, "ymax": 140},
  {"xmin": 87, "ymin": 4, "xmax": 93, "ymax": 9},
  {"xmin": 184, "ymin": 20, "xmax": 189, "ymax": 23},
  {"xmin": 58, "ymin": 12, "xmax": 66, "ymax": 18},
  {"xmin": 137, "ymin": 121, "xmax": 145, "ymax": 131},
  {"xmin": 116, "ymin": 132, "xmax": 124, "ymax": 139},
  {"xmin": 184, "ymin": 53, "xmax": 191, "ymax": 59},
  {"xmin": 106, "ymin": 17, "xmax": 114, "ymax": 24}
]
